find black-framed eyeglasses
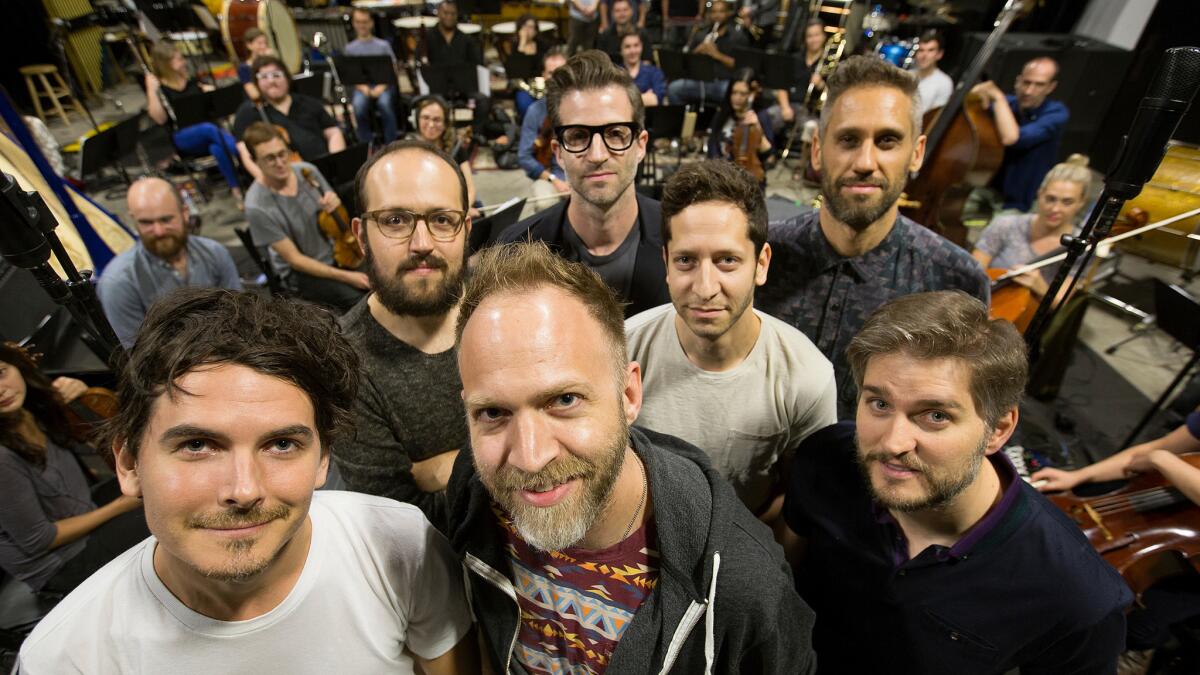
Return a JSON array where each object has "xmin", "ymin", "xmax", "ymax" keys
[
  {"xmin": 361, "ymin": 208, "xmax": 466, "ymax": 241},
  {"xmin": 554, "ymin": 122, "xmax": 641, "ymax": 154}
]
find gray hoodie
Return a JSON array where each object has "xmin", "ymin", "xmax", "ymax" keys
[{"xmin": 446, "ymin": 426, "xmax": 817, "ymax": 673}]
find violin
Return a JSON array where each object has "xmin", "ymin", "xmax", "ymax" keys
[
  {"xmin": 533, "ymin": 114, "xmax": 554, "ymax": 170},
  {"xmin": 299, "ymin": 167, "xmax": 363, "ymax": 270},
  {"xmin": 63, "ymin": 387, "xmax": 120, "ymax": 471},
  {"xmin": 1047, "ymin": 453, "xmax": 1200, "ymax": 600},
  {"xmin": 733, "ymin": 121, "xmax": 765, "ymax": 183}
]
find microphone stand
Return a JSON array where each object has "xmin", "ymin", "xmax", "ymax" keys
[
  {"xmin": 1024, "ymin": 47, "xmax": 1200, "ymax": 363},
  {"xmin": 0, "ymin": 172, "xmax": 123, "ymax": 367}
]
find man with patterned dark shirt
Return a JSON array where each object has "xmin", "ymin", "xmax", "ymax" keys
[{"xmin": 757, "ymin": 56, "xmax": 989, "ymax": 419}]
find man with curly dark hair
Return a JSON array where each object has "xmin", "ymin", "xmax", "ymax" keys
[{"xmin": 19, "ymin": 289, "xmax": 478, "ymax": 674}]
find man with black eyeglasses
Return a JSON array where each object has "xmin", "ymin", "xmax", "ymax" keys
[
  {"xmin": 499, "ymin": 50, "xmax": 668, "ymax": 318},
  {"xmin": 335, "ymin": 139, "xmax": 473, "ymax": 532}
]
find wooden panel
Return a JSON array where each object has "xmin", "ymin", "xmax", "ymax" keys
[{"xmin": 1117, "ymin": 144, "xmax": 1200, "ymax": 269}]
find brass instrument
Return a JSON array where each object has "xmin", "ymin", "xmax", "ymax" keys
[
  {"xmin": 515, "ymin": 76, "xmax": 548, "ymax": 100},
  {"xmin": 803, "ymin": 30, "xmax": 845, "ymax": 113}
]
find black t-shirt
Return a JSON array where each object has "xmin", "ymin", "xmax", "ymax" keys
[
  {"xmin": 562, "ymin": 219, "xmax": 641, "ymax": 301},
  {"xmin": 159, "ymin": 77, "xmax": 203, "ymax": 105},
  {"xmin": 233, "ymin": 93, "xmax": 336, "ymax": 161},
  {"xmin": 425, "ymin": 27, "xmax": 482, "ymax": 67},
  {"xmin": 687, "ymin": 24, "xmax": 750, "ymax": 80}
]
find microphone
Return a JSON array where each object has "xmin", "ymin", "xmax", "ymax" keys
[{"xmin": 1105, "ymin": 46, "xmax": 1200, "ymax": 200}]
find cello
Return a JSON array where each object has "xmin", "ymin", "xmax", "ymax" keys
[
  {"xmin": 902, "ymin": 0, "xmax": 1029, "ymax": 247},
  {"xmin": 1047, "ymin": 454, "xmax": 1200, "ymax": 600}
]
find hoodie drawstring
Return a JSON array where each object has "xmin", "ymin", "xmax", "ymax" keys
[{"xmin": 704, "ymin": 551, "xmax": 721, "ymax": 674}]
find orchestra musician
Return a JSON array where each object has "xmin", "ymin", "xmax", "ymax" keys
[
  {"xmin": 235, "ymin": 28, "xmax": 274, "ymax": 103},
  {"xmin": 706, "ymin": 69, "xmax": 773, "ymax": 171},
  {"xmin": 772, "ymin": 19, "xmax": 827, "ymax": 130},
  {"xmin": 424, "ymin": 1, "xmax": 491, "ymax": 141},
  {"xmin": 242, "ymin": 122, "xmax": 368, "ymax": 312},
  {"xmin": 516, "ymin": 50, "xmax": 571, "ymax": 212},
  {"xmin": 409, "ymin": 96, "xmax": 480, "ymax": 218},
  {"xmin": 346, "ymin": 8, "xmax": 401, "ymax": 145},
  {"xmin": 0, "ymin": 343, "xmax": 147, "ymax": 595},
  {"xmin": 144, "ymin": 41, "xmax": 244, "ymax": 205},
  {"xmin": 666, "ymin": 0, "xmax": 750, "ymax": 108},
  {"xmin": 597, "ymin": 0, "xmax": 651, "ymax": 64},
  {"xmin": 619, "ymin": 32, "xmax": 665, "ymax": 106},
  {"xmin": 914, "ymin": 30, "xmax": 953, "ymax": 118},
  {"xmin": 783, "ymin": 290, "xmax": 1132, "ymax": 674}
]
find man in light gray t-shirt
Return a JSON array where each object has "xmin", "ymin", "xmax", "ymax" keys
[{"xmin": 627, "ymin": 162, "xmax": 836, "ymax": 515}]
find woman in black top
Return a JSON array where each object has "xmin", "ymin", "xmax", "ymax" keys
[
  {"xmin": 145, "ymin": 41, "xmax": 244, "ymax": 204},
  {"xmin": 0, "ymin": 343, "xmax": 147, "ymax": 593}
]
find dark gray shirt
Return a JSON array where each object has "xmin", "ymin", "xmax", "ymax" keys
[
  {"xmin": 0, "ymin": 440, "xmax": 94, "ymax": 590},
  {"xmin": 757, "ymin": 211, "xmax": 991, "ymax": 419},
  {"xmin": 245, "ymin": 163, "xmax": 334, "ymax": 283},
  {"xmin": 98, "ymin": 236, "xmax": 242, "ymax": 347},
  {"xmin": 335, "ymin": 299, "xmax": 469, "ymax": 532},
  {"xmin": 562, "ymin": 221, "xmax": 641, "ymax": 302}
]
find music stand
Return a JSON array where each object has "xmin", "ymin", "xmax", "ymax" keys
[
  {"xmin": 641, "ymin": 105, "xmax": 686, "ymax": 181},
  {"xmin": 334, "ymin": 55, "xmax": 397, "ymax": 88},
  {"xmin": 470, "ymin": 198, "xmax": 526, "ymax": 254},
  {"xmin": 420, "ymin": 64, "xmax": 480, "ymax": 100},
  {"xmin": 505, "ymin": 53, "xmax": 540, "ymax": 81},
  {"xmin": 732, "ymin": 47, "xmax": 765, "ymax": 75},
  {"xmin": 310, "ymin": 142, "xmax": 370, "ymax": 210},
  {"xmin": 657, "ymin": 48, "xmax": 717, "ymax": 84},
  {"xmin": 292, "ymin": 72, "xmax": 327, "ymax": 101},
  {"xmin": 1120, "ymin": 279, "xmax": 1200, "ymax": 448}
]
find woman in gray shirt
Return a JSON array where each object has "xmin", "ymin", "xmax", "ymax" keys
[{"xmin": 0, "ymin": 342, "xmax": 146, "ymax": 593}]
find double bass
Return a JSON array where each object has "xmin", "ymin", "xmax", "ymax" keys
[
  {"xmin": 902, "ymin": 0, "xmax": 1029, "ymax": 247},
  {"xmin": 1048, "ymin": 454, "xmax": 1200, "ymax": 599}
]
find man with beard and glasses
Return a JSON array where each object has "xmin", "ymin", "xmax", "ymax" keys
[
  {"xmin": 782, "ymin": 290, "xmax": 1131, "ymax": 675},
  {"xmin": 19, "ymin": 289, "xmax": 479, "ymax": 674},
  {"xmin": 446, "ymin": 241, "xmax": 816, "ymax": 674},
  {"xmin": 626, "ymin": 161, "xmax": 835, "ymax": 523},
  {"xmin": 336, "ymin": 140, "xmax": 471, "ymax": 531},
  {"xmin": 757, "ymin": 55, "xmax": 989, "ymax": 419},
  {"xmin": 499, "ymin": 50, "xmax": 669, "ymax": 318},
  {"xmin": 99, "ymin": 177, "xmax": 241, "ymax": 346}
]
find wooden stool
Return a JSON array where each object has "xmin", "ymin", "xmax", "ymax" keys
[{"xmin": 20, "ymin": 64, "xmax": 80, "ymax": 126}]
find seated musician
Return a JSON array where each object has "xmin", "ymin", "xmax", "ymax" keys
[
  {"xmin": 98, "ymin": 177, "xmax": 242, "ymax": 347},
  {"xmin": 772, "ymin": 19, "xmax": 826, "ymax": 131},
  {"xmin": 597, "ymin": 0, "xmax": 651, "ymax": 64},
  {"xmin": 706, "ymin": 69, "xmax": 773, "ymax": 170},
  {"xmin": 601, "ymin": 0, "xmax": 647, "ymax": 33},
  {"xmin": 914, "ymin": 30, "xmax": 953, "ymax": 118},
  {"xmin": 235, "ymin": 28, "xmax": 274, "ymax": 102},
  {"xmin": 784, "ymin": 290, "xmax": 1133, "ymax": 674},
  {"xmin": 242, "ymin": 122, "xmax": 368, "ymax": 312},
  {"xmin": 232, "ymin": 55, "xmax": 347, "ymax": 173},
  {"xmin": 756, "ymin": 56, "xmax": 989, "ymax": 419},
  {"xmin": 509, "ymin": 15, "xmax": 550, "ymax": 120},
  {"xmin": 515, "ymin": 45, "xmax": 565, "ymax": 124},
  {"xmin": 972, "ymin": 56, "xmax": 1070, "ymax": 212},
  {"xmin": 1032, "ymin": 412, "xmax": 1200, "ymax": 667},
  {"xmin": 346, "ymin": 8, "xmax": 401, "ymax": 145},
  {"xmin": 144, "ymin": 41, "xmax": 243, "ymax": 205},
  {"xmin": 17, "ymin": 289, "xmax": 479, "ymax": 673},
  {"xmin": 972, "ymin": 160, "xmax": 1090, "ymax": 299},
  {"xmin": 666, "ymin": 0, "xmax": 750, "ymax": 107},
  {"xmin": 0, "ymin": 343, "xmax": 148, "ymax": 594},
  {"xmin": 620, "ymin": 33, "xmax": 665, "ymax": 106},
  {"xmin": 409, "ymin": 97, "xmax": 480, "ymax": 217},
  {"xmin": 424, "ymin": 1, "xmax": 490, "ymax": 141},
  {"xmin": 516, "ymin": 51, "xmax": 570, "ymax": 213}
]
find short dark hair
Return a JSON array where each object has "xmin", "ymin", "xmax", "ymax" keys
[
  {"xmin": 243, "ymin": 28, "xmax": 265, "ymax": 46},
  {"xmin": 241, "ymin": 121, "xmax": 285, "ymax": 158},
  {"xmin": 251, "ymin": 54, "xmax": 291, "ymax": 89},
  {"xmin": 101, "ymin": 289, "xmax": 359, "ymax": 459},
  {"xmin": 819, "ymin": 55, "xmax": 920, "ymax": 137},
  {"xmin": 919, "ymin": 29, "xmax": 944, "ymax": 51},
  {"xmin": 456, "ymin": 242, "xmax": 627, "ymax": 375},
  {"xmin": 846, "ymin": 291, "xmax": 1028, "ymax": 428},
  {"xmin": 351, "ymin": 7, "xmax": 373, "ymax": 20},
  {"xmin": 660, "ymin": 161, "xmax": 768, "ymax": 255},
  {"xmin": 546, "ymin": 50, "xmax": 644, "ymax": 128},
  {"xmin": 354, "ymin": 138, "xmax": 469, "ymax": 214}
]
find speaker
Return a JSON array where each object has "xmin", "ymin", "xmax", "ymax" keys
[{"xmin": 955, "ymin": 32, "xmax": 1133, "ymax": 159}]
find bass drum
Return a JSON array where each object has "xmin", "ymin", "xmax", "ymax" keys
[{"xmin": 221, "ymin": 0, "xmax": 303, "ymax": 75}]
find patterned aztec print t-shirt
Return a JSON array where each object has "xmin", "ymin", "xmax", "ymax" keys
[{"xmin": 494, "ymin": 504, "xmax": 660, "ymax": 674}]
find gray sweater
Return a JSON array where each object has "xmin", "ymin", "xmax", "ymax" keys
[{"xmin": 335, "ymin": 299, "xmax": 468, "ymax": 531}]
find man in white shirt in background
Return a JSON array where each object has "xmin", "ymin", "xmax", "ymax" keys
[
  {"xmin": 914, "ymin": 30, "xmax": 953, "ymax": 118},
  {"xmin": 625, "ymin": 161, "xmax": 836, "ymax": 525},
  {"xmin": 19, "ymin": 289, "xmax": 477, "ymax": 674}
]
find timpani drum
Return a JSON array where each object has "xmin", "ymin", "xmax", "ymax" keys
[
  {"xmin": 491, "ymin": 20, "xmax": 558, "ymax": 36},
  {"xmin": 168, "ymin": 31, "xmax": 213, "ymax": 56},
  {"xmin": 221, "ymin": 0, "xmax": 303, "ymax": 74},
  {"xmin": 458, "ymin": 22, "xmax": 482, "ymax": 35}
]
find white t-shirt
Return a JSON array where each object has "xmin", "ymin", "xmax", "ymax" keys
[
  {"xmin": 917, "ymin": 68, "xmax": 954, "ymax": 118},
  {"xmin": 626, "ymin": 304, "xmax": 837, "ymax": 511},
  {"xmin": 19, "ymin": 491, "xmax": 472, "ymax": 674}
]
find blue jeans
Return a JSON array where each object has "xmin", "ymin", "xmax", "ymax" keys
[
  {"xmin": 666, "ymin": 78, "xmax": 728, "ymax": 108},
  {"xmin": 352, "ymin": 87, "xmax": 399, "ymax": 144},
  {"xmin": 515, "ymin": 90, "xmax": 536, "ymax": 121},
  {"xmin": 173, "ymin": 123, "xmax": 240, "ymax": 189}
]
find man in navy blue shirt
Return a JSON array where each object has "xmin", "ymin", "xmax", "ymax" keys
[
  {"xmin": 784, "ymin": 290, "xmax": 1131, "ymax": 675},
  {"xmin": 975, "ymin": 57, "xmax": 1070, "ymax": 212}
]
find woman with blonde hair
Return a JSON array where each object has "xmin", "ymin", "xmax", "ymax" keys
[
  {"xmin": 144, "ymin": 41, "xmax": 243, "ymax": 204},
  {"xmin": 972, "ymin": 160, "xmax": 1093, "ymax": 297}
]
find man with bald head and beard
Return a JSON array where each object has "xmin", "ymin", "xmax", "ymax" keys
[
  {"xmin": 756, "ymin": 56, "xmax": 989, "ymax": 419},
  {"xmin": 99, "ymin": 177, "xmax": 241, "ymax": 346},
  {"xmin": 336, "ymin": 140, "xmax": 472, "ymax": 531}
]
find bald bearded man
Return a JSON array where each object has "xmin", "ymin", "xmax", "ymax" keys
[{"xmin": 98, "ymin": 177, "xmax": 242, "ymax": 345}]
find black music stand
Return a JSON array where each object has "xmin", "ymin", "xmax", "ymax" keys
[
  {"xmin": 420, "ymin": 64, "xmax": 480, "ymax": 101},
  {"xmin": 641, "ymin": 105, "xmax": 686, "ymax": 182},
  {"xmin": 657, "ymin": 48, "xmax": 718, "ymax": 85},
  {"xmin": 470, "ymin": 198, "xmax": 526, "ymax": 254},
  {"xmin": 310, "ymin": 143, "xmax": 369, "ymax": 212},
  {"xmin": 335, "ymin": 55, "xmax": 397, "ymax": 87},
  {"xmin": 292, "ymin": 72, "xmax": 326, "ymax": 101},
  {"xmin": 1120, "ymin": 279, "xmax": 1200, "ymax": 448},
  {"xmin": 79, "ymin": 118, "xmax": 133, "ymax": 186}
]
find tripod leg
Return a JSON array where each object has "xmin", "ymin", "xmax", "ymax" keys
[{"xmin": 1121, "ymin": 349, "xmax": 1200, "ymax": 448}]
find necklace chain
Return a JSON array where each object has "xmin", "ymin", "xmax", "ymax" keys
[{"xmin": 619, "ymin": 454, "xmax": 647, "ymax": 543}]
